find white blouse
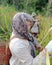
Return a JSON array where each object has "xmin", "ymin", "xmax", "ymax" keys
[
  {"xmin": 9, "ymin": 34, "xmax": 34, "ymax": 65},
  {"xmin": 9, "ymin": 32, "xmax": 52, "ymax": 65}
]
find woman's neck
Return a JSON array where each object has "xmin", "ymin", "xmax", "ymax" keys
[{"xmin": 10, "ymin": 32, "xmax": 28, "ymax": 40}]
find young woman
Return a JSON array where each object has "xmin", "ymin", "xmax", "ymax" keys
[{"xmin": 9, "ymin": 12, "xmax": 52, "ymax": 65}]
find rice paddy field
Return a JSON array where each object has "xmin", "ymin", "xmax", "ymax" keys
[{"xmin": 0, "ymin": 5, "xmax": 52, "ymax": 65}]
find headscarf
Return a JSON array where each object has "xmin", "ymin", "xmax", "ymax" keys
[{"xmin": 12, "ymin": 12, "xmax": 39, "ymax": 58}]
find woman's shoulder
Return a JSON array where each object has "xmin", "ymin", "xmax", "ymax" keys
[
  {"xmin": 10, "ymin": 32, "xmax": 29, "ymax": 45},
  {"xmin": 9, "ymin": 38, "xmax": 29, "ymax": 48}
]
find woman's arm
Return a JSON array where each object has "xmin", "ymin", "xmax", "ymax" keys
[{"xmin": 33, "ymin": 37, "xmax": 43, "ymax": 51}]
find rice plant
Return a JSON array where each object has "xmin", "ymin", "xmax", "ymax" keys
[{"xmin": 0, "ymin": 5, "xmax": 17, "ymax": 41}]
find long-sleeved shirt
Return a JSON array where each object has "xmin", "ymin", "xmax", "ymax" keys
[{"xmin": 9, "ymin": 32, "xmax": 52, "ymax": 65}]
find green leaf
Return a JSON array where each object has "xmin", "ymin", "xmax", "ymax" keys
[{"xmin": 46, "ymin": 51, "xmax": 50, "ymax": 65}]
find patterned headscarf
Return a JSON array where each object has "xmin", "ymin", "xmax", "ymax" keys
[{"xmin": 12, "ymin": 12, "xmax": 39, "ymax": 58}]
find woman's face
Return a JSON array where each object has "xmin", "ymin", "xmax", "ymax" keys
[{"xmin": 27, "ymin": 21, "xmax": 34, "ymax": 32}]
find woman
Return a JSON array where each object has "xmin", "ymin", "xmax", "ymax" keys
[{"xmin": 9, "ymin": 12, "xmax": 52, "ymax": 65}]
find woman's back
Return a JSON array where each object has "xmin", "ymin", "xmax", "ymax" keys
[{"xmin": 9, "ymin": 37, "xmax": 33, "ymax": 65}]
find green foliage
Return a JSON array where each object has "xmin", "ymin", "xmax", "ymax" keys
[
  {"xmin": 12, "ymin": 0, "xmax": 48, "ymax": 14},
  {"xmin": 35, "ymin": 0, "xmax": 48, "ymax": 11},
  {"xmin": 46, "ymin": 51, "xmax": 50, "ymax": 65},
  {"xmin": 0, "ymin": 0, "xmax": 13, "ymax": 5},
  {"xmin": 47, "ymin": 2, "xmax": 52, "ymax": 16},
  {"xmin": 0, "ymin": 5, "xmax": 52, "ymax": 43},
  {"xmin": 0, "ymin": 0, "xmax": 49, "ymax": 14},
  {"xmin": 38, "ymin": 16, "xmax": 52, "ymax": 46},
  {"xmin": 13, "ymin": 0, "xmax": 25, "ymax": 10},
  {"xmin": 0, "ymin": 5, "xmax": 17, "ymax": 41},
  {"xmin": 0, "ymin": 0, "xmax": 8, "ymax": 5}
]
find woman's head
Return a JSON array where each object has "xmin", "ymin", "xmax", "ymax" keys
[
  {"xmin": 12, "ymin": 12, "xmax": 35, "ymax": 36},
  {"xmin": 12, "ymin": 13, "xmax": 38, "ymax": 58}
]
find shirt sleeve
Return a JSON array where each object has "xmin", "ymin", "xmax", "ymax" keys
[
  {"xmin": 9, "ymin": 38, "xmax": 33, "ymax": 65},
  {"xmin": 34, "ymin": 37, "xmax": 41, "ymax": 47}
]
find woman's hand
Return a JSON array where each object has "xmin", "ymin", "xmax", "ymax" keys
[
  {"xmin": 35, "ymin": 45, "xmax": 44, "ymax": 52},
  {"xmin": 38, "ymin": 46, "xmax": 44, "ymax": 51},
  {"xmin": 41, "ymin": 48, "xmax": 47, "ymax": 55}
]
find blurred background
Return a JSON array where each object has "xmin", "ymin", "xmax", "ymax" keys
[{"xmin": 0, "ymin": 0, "xmax": 52, "ymax": 64}]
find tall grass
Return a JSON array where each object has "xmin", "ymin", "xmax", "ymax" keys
[
  {"xmin": 0, "ymin": 5, "xmax": 17, "ymax": 41},
  {"xmin": 37, "ymin": 15, "xmax": 52, "ymax": 47},
  {"xmin": 0, "ymin": 5, "xmax": 52, "ymax": 43},
  {"xmin": 37, "ymin": 15, "xmax": 52, "ymax": 65}
]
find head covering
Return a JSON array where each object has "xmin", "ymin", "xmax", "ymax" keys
[
  {"xmin": 12, "ymin": 12, "xmax": 39, "ymax": 57},
  {"xmin": 31, "ymin": 21, "xmax": 39, "ymax": 33}
]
